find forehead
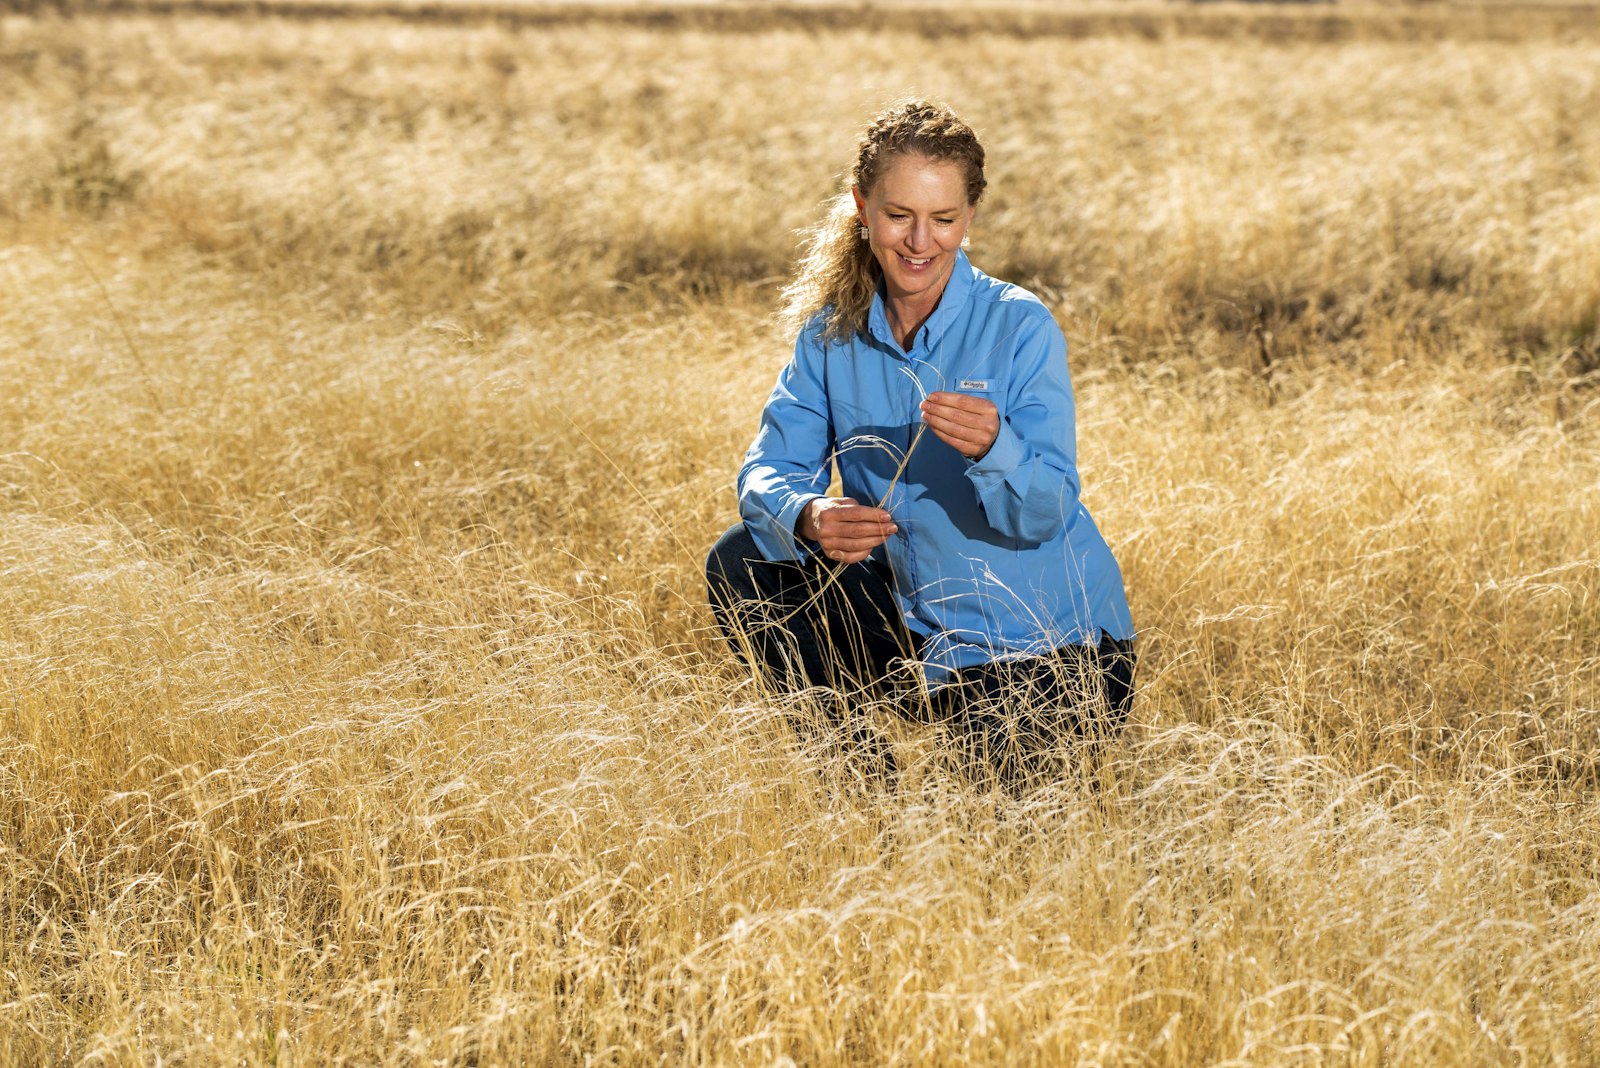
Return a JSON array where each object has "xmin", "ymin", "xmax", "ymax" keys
[{"xmin": 869, "ymin": 154, "xmax": 970, "ymax": 206}]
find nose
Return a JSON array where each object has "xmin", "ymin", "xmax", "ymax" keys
[{"xmin": 906, "ymin": 218, "xmax": 931, "ymax": 253}]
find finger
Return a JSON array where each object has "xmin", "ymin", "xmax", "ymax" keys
[
  {"xmin": 823, "ymin": 503, "xmax": 894, "ymax": 523},
  {"xmin": 922, "ymin": 412, "xmax": 991, "ymax": 447},
  {"xmin": 822, "ymin": 530, "xmax": 894, "ymax": 553},
  {"xmin": 923, "ymin": 416, "xmax": 995, "ymax": 458},
  {"xmin": 822, "ymin": 518, "xmax": 895, "ymax": 538},
  {"xmin": 925, "ymin": 391, "xmax": 997, "ymax": 414},
  {"xmin": 922, "ymin": 400, "xmax": 996, "ymax": 431},
  {"xmin": 819, "ymin": 513, "xmax": 897, "ymax": 536},
  {"xmin": 922, "ymin": 414, "xmax": 996, "ymax": 445},
  {"xmin": 819, "ymin": 514, "xmax": 896, "ymax": 537},
  {"xmin": 821, "ymin": 526, "xmax": 894, "ymax": 551},
  {"xmin": 921, "ymin": 412, "xmax": 992, "ymax": 441},
  {"xmin": 807, "ymin": 497, "xmax": 856, "ymax": 526},
  {"xmin": 925, "ymin": 425, "xmax": 981, "ymax": 455}
]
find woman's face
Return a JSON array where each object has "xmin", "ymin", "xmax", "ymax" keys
[{"xmin": 853, "ymin": 153, "xmax": 976, "ymax": 307}]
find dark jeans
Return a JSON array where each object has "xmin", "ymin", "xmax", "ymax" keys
[
  {"xmin": 705, "ymin": 522, "xmax": 1135, "ymax": 784},
  {"xmin": 928, "ymin": 636, "xmax": 1136, "ymax": 785}
]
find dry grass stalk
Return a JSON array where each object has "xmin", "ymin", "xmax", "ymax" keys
[{"xmin": 1, "ymin": 8, "xmax": 1597, "ymax": 1065}]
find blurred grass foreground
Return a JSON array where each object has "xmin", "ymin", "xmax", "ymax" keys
[{"xmin": 2, "ymin": 3, "xmax": 1599, "ymax": 1064}]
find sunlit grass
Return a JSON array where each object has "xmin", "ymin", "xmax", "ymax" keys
[{"xmin": 1, "ymin": 8, "xmax": 1597, "ymax": 1065}]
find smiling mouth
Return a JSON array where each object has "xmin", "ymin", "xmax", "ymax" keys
[{"xmin": 897, "ymin": 253, "xmax": 935, "ymax": 270}]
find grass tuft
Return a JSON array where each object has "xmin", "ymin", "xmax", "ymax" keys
[{"xmin": 1, "ymin": 7, "xmax": 1597, "ymax": 1065}]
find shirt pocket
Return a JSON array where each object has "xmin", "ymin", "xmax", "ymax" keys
[{"xmin": 953, "ymin": 377, "xmax": 1006, "ymax": 416}]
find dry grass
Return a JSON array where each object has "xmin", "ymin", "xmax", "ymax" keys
[
  {"xmin": 2, "ymin": 8, "xmax": 1598, "ymax": 1065},
  {"xmin": 20, "ymin": 0, "xmax": 1600, "ymax": 46}
]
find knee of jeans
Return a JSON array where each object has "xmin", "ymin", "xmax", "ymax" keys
[{"xmin": 705, "ymin": 522, "xmax": 758, "ymax": 601}]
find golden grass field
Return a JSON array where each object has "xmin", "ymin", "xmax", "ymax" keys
[{"xmin": 2, "ymin": 4, "xmax": 1599, "ymax": 1064}]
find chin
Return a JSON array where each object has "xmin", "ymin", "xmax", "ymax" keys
[{"xmin": 887, "ymin": 254, "xmax": 951, "ymax": 291}]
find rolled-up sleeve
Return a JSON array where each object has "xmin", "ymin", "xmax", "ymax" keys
[
  {"xmin": 963, "ymin": 312, "xmax": 1081, "ymax": 545},
  {"xmin": 737, "ymin": 327, "xmax": 833, "ymax": 562}
]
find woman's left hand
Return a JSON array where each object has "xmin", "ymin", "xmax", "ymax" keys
[{"xmin": 920, "ymin": 391, "xmax": 1000, "ymax": 460}]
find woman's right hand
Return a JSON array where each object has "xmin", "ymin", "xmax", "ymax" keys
[{"xmin": 797, "ymin": 497, "xmax": 898, "ymax": 565}]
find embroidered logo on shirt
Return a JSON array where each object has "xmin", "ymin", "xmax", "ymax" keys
[{"xmin": 958, "ymin": 379, "xmax": 991, "ymax": 391}]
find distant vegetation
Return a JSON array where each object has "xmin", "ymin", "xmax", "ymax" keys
[
  {"xmin": 1, "ymin": 6, "xmax": 1596, "ymax": 1065},
  {"xmin": 10, "ymin": 0, "xmax": 1600, "ymax": 37}
]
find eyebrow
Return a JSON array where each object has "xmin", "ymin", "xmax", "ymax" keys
[{"xmin": 884, "ymin": 202, "xmax": 964, "ymax": 215}]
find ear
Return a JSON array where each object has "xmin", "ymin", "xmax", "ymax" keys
[{"xmin": 851, "ymin": 186, "xmax": 868, "ymax": 225}]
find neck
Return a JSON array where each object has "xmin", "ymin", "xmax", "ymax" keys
[{"xmin": 884, "ymin": 279, "xmax": 949, "ymax": 352}]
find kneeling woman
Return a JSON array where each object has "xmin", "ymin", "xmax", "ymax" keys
[{"xmin": 706, "ymin": 100, "xmax": 1135, "ymax": 785}]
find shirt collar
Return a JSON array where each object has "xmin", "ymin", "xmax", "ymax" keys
[{"xmin": 866, "ymin": 249, "xmax": 977, "ymax": 356}]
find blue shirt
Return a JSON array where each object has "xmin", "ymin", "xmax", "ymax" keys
[{"xmin": 738, "ymin": 250, "xmax": 1134, "ymax": 680}]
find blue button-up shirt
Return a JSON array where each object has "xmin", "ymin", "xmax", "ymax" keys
[{"xmin": 738, "ymin": 251, "xmax": 1134, "ymax": 680}]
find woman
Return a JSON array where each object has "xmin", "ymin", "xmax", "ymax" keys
[{"xmin": 706, "ymin": 99, "xmax": 1135, "ymax": 786}]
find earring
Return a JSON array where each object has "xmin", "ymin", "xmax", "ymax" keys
[
  {"xmin": 961, "ymin": 234, "xmax": 970, "ymax": 249},
  {"xmin": 859, "ymin": 224, "xmax": 870, "ymax": 240}
]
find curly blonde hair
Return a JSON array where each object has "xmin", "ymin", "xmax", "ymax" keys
[{"xmin": 781, "ymin": 99, "xmax": 987, "ymax": 344}]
